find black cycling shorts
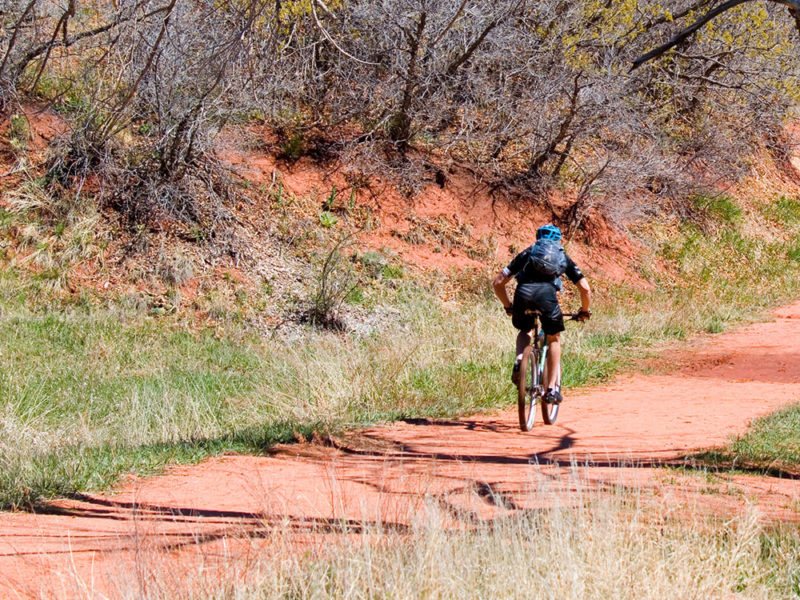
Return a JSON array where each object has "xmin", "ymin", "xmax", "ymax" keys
[{"xmin": 511, "ymin": 282, "xmax": 564, "ymax": 335}]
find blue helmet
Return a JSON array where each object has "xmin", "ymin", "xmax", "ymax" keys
[{"xmin": 536, "ymin": 224, "xmax": 562, "ymax": 242}]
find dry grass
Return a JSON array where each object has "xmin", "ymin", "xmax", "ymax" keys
[{"xmin": 40, "ymin": 473, "xmax": 800, "ymax": 599}]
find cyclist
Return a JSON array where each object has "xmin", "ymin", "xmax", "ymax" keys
[{"xmin": 492, "ymin": 224, "xmax": 591, "ymax": 404}]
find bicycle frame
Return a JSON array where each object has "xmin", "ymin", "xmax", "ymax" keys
[
  {"xmin": 525, "ymin": 313, "xmax": 549, "ymax": 391},
  {"xmin": 517, "ymin": 309, "xmax": 576, "ymax": 430},
  {"xmin": 528, "ymin": 310, "xmax": 577, "ymax": 391},
  {"xmin": 537, "ymin": 331, "xmax": 549, "ymax": 385}
]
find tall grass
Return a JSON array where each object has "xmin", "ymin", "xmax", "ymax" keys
[
  {"xmin": 249, "ymin": 510, "xmax": 798, "ymax": 600},
  {"xmin": 51, "ymin": 482, "xmax": 800, "ymax": 599}
]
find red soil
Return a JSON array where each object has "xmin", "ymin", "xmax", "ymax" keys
[
  {"xmin": 2, "ymin": 301, "xmax": 800, "ymax": 598},
  {"xmin": 2, "ymin": 110, "xmax": 646, "ymax": 315},
  {"xmin": 219, "ymin": 130, "xmax": 644, "ymax": 283}
]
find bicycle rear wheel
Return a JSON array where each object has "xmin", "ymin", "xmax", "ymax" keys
[
  {"xmin": 541, "ymin": 361, "xmax": 561, "ymax": 425},
  {"xmin": 517, "ymin": 345, "xmax": 540, "ymax": 431}
]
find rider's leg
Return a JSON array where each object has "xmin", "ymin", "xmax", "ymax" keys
[
  {"xmin": 511, "ymin": 330, "xmax": 531, "ymax": 384},
  {"xmin": 515, "ymin": 330, "xmax": 531, "ymax": 359},
  {"xmin": 545, "ymin": 332, "xmax": 561, "ymax": 390}
]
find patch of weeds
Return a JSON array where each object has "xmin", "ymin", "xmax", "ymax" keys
[
  {"xmin": 763, "ymin": 195, "xmax": 800, "ymax": 223},
  {"xmin": 730, "ymin": 403, "xmax": 800, "ymax": 467},
  {"xmin": 453, "ymin": 268, "xmax": 493, "ymax": 301},
  {"xmin": 117, "ymin": 293, "xmax": 149, "ymax": 315},
  {"xmin": 8, "ymin": 113, "xmax": 31, "ymax": 153},
  {"xmin": 53, "ymin": 221, "xmax": 67, "ymax": 238},
  {"xmin": 346, "ymin": 285, "xmax": 365, "ymax": 305},
  {"xmin": 398, "ymin": 215, "xmax": 472, "ymax": 249},
  {"xmin": 208, "ymin": 302, "xmax": 230, "ymax": 321},
  {"xmin": 318, "ymin": 211, "xmax": 339, "ymax": 228},
  {"xmin": 562, "ymin": 353, "xmax": 620, "ymax": 388},
  {"xmin": 55, "ymin": 93, "xmax": 91, "ymax": 116},
  {"xmin": 305, "ymin": 234, "xmax": 358, "ymax": 328},
  {"xmin": 663, "ymin": 324, "xmax": 686, "ymax": 340},
  {"xmin": 261, "ymin": 277, "xmax": 274, "ymax": 296},
  {"xmin": 32, "ymin": 267, "xmax": 67, "ymax": 290},
  {"xmin": 787, "ymin": 239, "xmax": 800, "ymax": 263},
  {"xmin": 691, "ymin": 193, "xmax": 742, "ymax": 225},
  {"xmin": 359, "ymin": 251, "xmax": 388, "ymax": 278},
  {"xmin": 268, "ymin": 181, "xmax": 285, "ymax": 206},
  {"xmin": 466, "ymin": 234, "xmax": 497, "ymax": 261},
  {"xmin": 398, "ymin": 359, "xmax": 508, "ymax": 417},
  {"xmin": 32, "ymin": 73, "xmax": 69, "ymax": 101},
  {"xmin": 280, "ymin": 133, "xmax": 305, "ymax": 161},
  {"xmin": 381, "ymin": 264, "xmax": 404, "ymax": 279},
  {"xmin": 157, "ymin": 252, "xmax": 194, "ymax": 286},
  {"xmin": 0, "ymin": 208, "xmax": 13, "ymax": 230},
  {"xmin": 706, "ymin": 316, "xmax": 724, "ymax": 333},
  {"xmin": 190, "ymin": 225, "xmax": 207, "ymax": 243},
  {"xmin": 324, "ymin": 186, "xmax": 337, "ymax": 211},
  {"xmin": 584, "ymin": 331, "xmax": 633, "ymax": 349},
  {"xmin": 688, "ymin": 403, "xmax": 800, "ymax": 477},
  {"xmin": 165, "ymin": 288, "xmax": 182, "ymax": 311}
]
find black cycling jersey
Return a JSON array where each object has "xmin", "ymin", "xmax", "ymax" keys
[{"xmin": 503, "ymin": 246, "xmax": 584, "ymax": 285}]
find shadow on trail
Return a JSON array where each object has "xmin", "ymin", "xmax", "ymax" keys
[
  {"xmin": 334, "ymin": 421, "xmax": 685, "ymax": 470},
  {"xmin": 22, "ymin": 493, "xmax": 416, "ymax": 557}
]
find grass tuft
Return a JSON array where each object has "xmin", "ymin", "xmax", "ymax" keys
[{"xmin": 691, "ymin": 193, "xmax": 742, "ymax": 225}]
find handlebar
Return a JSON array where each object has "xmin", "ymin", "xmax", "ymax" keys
[{"xmin": 521, "ymin": 309, "xmax": 591, "ymax": 321}]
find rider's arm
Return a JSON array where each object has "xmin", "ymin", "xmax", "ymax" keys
[
  {"xmin": 576, "ymin": 277, "xmax": 591, "ymax": 313},
  {"xmin": 492, "ymin": 272, "xmax": 513, "ymax": 312},
  {"xmin": 495, "ymin": 249, "xmax": 529, "ymax": 313}
]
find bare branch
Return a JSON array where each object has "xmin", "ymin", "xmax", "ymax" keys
[
  {"xmin": 309, "ymin": 0, "xmax": 379, "ymax": 66},
  {"xmin": 428, "ymin": 0, "xmax": 468, "ymax": 49},
  {"xmin": 631, "ymin": 0, "xmax": 800, "ymax": 70}
]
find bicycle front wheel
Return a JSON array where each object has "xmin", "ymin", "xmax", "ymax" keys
[{"xmin": 517, "ymin": 345, "xmax": 540, "ymax": 431}]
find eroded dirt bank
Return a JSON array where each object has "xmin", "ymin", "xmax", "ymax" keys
[{"xmin": 2, "ymin": 303, "xmax": 800, "ymax": 598}]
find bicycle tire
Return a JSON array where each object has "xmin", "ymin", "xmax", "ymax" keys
[
  {"xmin": 517, "ymin": 345, "xmax": 539, "ymax": 431},
  {"xmin": 541, "ymin": 361, "xmax": 561, "ymax": 425}
]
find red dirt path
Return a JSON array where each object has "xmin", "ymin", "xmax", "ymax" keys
[{"xmin": 2, "ymin": 303, "xmax": 800, "ymax": 598}]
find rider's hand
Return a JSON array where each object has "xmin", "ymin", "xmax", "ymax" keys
[
  {"xmin": 576, "ymin": 309, "xmax": 592, "ymax": 322},
  {"xmin": 504, "ymin": 304, "xmax": 514, "ymax": 316}
]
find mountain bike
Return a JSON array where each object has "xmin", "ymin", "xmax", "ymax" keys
[{"xmin": 517, "ymin": 310, "xmax": 580, "ymax": 431}]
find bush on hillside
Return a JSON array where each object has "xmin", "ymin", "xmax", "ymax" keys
[{"xmin": 2, "ymin": 0, "xmax": 799, "ymax": 234}]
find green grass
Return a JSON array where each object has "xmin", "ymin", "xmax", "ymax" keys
[
  {"xmin": 693, "ymin": 403, "xmax": 800, "ymax": 476},
  {"xmin": 760, "ymin": 195, "xmax": 800, "ymax": 224},
  {"xmin": 732, "ymin": 403, "xmax": 800, "ymax": 466},
  {"xmin": 0, "ymin": 258, "xmax": 627, "ymax": 509},
  {"xmin": 0, "ymin": 269, "xmax": 516, "ymax": 508},
  {"xmin": 4, "ymin": 190, "xmax": 800, "ymax": 509},
  {"xmin": 691, "ymin": 192, "xmax": 742, "ymax": 224}
]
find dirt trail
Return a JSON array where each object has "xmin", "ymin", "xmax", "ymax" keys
[{"xmin": 3, "ymin": 303, "xmax": 800, "ymax": 598}]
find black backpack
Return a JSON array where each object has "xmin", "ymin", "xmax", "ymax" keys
[{"xmin": 523, "ymin": 238, "xmax": 567, "ymax": 278}]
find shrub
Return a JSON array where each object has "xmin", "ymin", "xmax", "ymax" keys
[{"xmin": 307, "ymin": 234, "xmax": 359, "ymax": 329}]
